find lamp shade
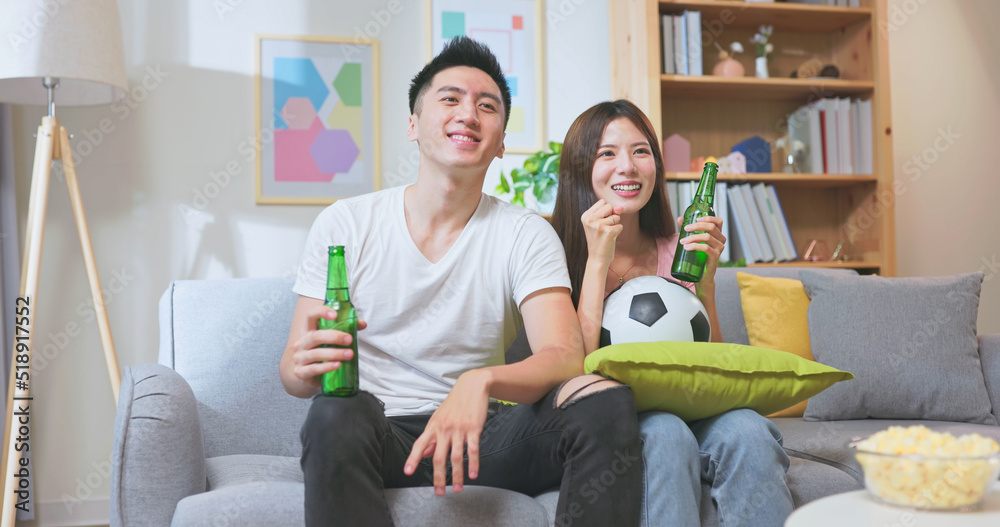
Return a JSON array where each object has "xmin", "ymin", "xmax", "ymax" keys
[{"xmin": 0, "ymin": 0, "xmax": 128, "ymax": 106}]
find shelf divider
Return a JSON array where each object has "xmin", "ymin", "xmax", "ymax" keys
[
  {"xmin": 661, "ymin": 75, "xmax": 875, "ymax": 101},
  {"xmin": 665, "ymin": 172, "xmax": 878, "ymax": 188},
  {"xmin": 658, "ymin": 0, "xmax": 871, "ymax": 32}
]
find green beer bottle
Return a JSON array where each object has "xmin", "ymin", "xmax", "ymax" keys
[
  {"xmin": 319, "ymin": 246, "xmax": 359, "ymax": 396},
  {"xmin": 671, "ymin": 162, "xmax": 719, "ymax": 283}
]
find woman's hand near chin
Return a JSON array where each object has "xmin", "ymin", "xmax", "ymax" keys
[{"xmin": 582, "ymin": 199, "xmax": 624, "ymax": 265}]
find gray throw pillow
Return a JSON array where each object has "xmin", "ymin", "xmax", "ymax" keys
[{"xmin": 799, "ymin": 271, "xmax": 996, "ymax": 425}]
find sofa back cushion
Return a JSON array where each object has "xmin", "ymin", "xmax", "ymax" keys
[
  {"xmin": 714, "ymin": 267, "xmax": 858, "ymax": 345},
  {"xmin": 159, "ymin": 277, "xmax": 309, "ymax": 458},
  {"xmin": 799, "ymin": 271, "xmax": 996, "ymax": 424}
]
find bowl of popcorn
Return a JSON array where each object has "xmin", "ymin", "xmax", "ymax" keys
[{"xmin": 848, "ymin": 425, "xmax": 1000, "ymax": 511}]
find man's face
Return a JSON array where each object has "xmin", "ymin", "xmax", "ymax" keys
[{"xmin": 407, "ymin": 66, "xmax": 506, "ymax": 174}]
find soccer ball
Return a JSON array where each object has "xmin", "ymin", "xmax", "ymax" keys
[{"xmin": 600, "ymin": 275, "xmax": 711, "ymax": 347}]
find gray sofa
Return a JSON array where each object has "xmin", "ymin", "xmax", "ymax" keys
[{"xmin": 110, "ymin": 267, "xmax": 1000, "ymax": 526}]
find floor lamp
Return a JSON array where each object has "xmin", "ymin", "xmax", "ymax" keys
[{"xmin": 0, "ymin": 1, "xmax": 128, "ymax": 524}]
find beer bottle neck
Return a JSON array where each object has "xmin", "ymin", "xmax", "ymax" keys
[
  {"xmin": 693, "ymin": 163, "xmax": 718, "ymax": 206},
  {"xmin": 325, "ymin": 246, "xmax": 351, "ymax": 302}
]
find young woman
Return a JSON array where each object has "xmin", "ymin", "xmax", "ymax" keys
[{"xmin": 551, "ymin": 100, "xmax": 794, "ymax": 527}]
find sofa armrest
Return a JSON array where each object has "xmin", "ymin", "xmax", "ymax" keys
[
  {"xmin": 111, "ymin": 364, "xmax": 207, "ymax": 527},
  {"xmin": 980, "ymin": 334, "xmax": 1000, "ymax": 424}
]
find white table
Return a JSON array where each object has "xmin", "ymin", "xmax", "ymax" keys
[{"xmin": 786, "ymin": 484, "xmax": 1000, "ymax": 527}]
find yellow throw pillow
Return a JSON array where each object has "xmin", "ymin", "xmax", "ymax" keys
[
  {"xmin": 583, "ymin": 341, "xmax": 853, "ymax": 421},
  {"xmin": 737, "ymin": 272, "xmax": 813, "ymax": 417}
]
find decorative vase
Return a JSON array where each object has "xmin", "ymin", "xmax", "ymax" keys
[
  {"xmin": 755, "ymin": 56, "xmax": 769, "ymax": 79},
  {"xmin": 712, "ymin": 58, "xmax": 745, "ymax": 78}
]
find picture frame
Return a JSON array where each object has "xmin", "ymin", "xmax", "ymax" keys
[
  {"xmin": 427, "ymin": 0, "xmax": 545, "ymax": 154},
  {"xmin": 255, "ymin": 35, "xmax": 380, "ymax": 205}
]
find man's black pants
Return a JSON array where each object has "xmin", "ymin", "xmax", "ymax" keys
[{"xmin": 300, "ymin": 383, "xmax": 642, "ymax": 527}]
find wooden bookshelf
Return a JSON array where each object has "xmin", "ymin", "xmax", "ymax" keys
[
  {"xmin": 661, "ymin": 75, "xmax": 874, "ymax": 101},
  {"xmin": 611, "ymin": 0, "xmax": 896, "ymax": 275}
]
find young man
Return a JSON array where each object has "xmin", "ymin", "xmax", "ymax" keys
[{"xmin": 279, "ymin": 38, "xmax": 642, "ymax": 526}]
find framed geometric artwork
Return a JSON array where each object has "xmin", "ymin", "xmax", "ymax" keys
[
  {"xmin": 427, "ymin": 0, "xmax": 545, "ymax": 154},
  {"xmin": 255, "ymin": 35, "xmax": 380, "ymax": 205}
]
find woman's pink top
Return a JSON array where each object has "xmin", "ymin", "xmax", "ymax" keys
[{"xmin": 602, "ymin": 234, "xmax": 697, "ymax": 298}]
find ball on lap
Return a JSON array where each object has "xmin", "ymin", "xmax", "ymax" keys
[{"xmin": 600, "ymin": 275, "xmax": 711, "ymax": 347}]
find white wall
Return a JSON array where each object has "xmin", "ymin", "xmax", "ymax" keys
[
  {"xmin": 9, "ymin": 0, "xmax": 609, "ymax": 523},
  {"xmin": 887, "ymin": 0, "xmax": 1000, "ymax": 334}
]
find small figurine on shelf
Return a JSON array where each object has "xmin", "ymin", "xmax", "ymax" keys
[
  {"xmin": 789, "ymin": 58, "xmax": 841, "ymax": 80},
  {"xmin": 711, "ymin": 41, "xmax": 745, "ymax": 77},
  {"xmin": 726, "ymin": 151, "xmax": 746, "ymax": 174},
  {"xmin": 751, "ymin": 25, "xmax": 774, "ymax": 79},
  {"xmin": 663, "ymin": 133, "xmax": 691, "ymax": 172},
  {"xmin": 775, "ymin": 135, "xmax": 807, "ymax": 173},
  {"xmin": 802, "ymin": 239, "xmax": 829, "ymax": 262},
  {"xmin": 732, "ymin": 136, "xmax": 770, "ymax": 173}
]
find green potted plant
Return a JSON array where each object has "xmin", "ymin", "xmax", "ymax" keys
[{"xmin": 495, "ymin": 141, "xmax": 561, "ymax": 208}]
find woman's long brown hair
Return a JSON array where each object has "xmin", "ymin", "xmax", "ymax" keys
[{"xmin": 551, "ymin": 99, "xmax": 675, "ymax": 307}]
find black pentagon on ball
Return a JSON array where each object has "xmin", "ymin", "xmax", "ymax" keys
[
  {"xmin": 628, "ymin": 292, "xmax": 668, "ymax": 327},
  {"xmin": 599, "ymin": 327, "xmax": 612, "ymax": 348},
  {"xmin": 691, "ymin": 310, "xmax": 711, "ymax": 342}
]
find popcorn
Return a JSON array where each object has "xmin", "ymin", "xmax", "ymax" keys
[{"xmin": 852, "ymin": 425, "xmax": 1000, "ymax": 510}]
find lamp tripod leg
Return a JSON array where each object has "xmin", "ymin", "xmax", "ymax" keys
[
  {"xmin": 58, "ymin": 125, "xmax": 121, "ymax": 403},
  {"xmin": 1, "ymin": 117, "xmax": 56, "ymax": 527}
]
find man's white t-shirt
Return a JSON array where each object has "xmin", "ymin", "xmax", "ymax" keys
[{"xmin": 293, "ymin": 185, "xmax": 571, "ymax": 416}]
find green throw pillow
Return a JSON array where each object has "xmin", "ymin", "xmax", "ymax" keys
[{"xmin": 583, "ymin": 341, "xmax": 854, "ymax": 421}]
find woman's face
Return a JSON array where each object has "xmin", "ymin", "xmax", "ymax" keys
[{"xmin": 590, "ymin": 117, "xmax": 657, "ymax": 215}]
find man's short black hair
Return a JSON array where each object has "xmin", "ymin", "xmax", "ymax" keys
[{"xmin": 408, "ymin": 36, "xmax": 512, "ymax": 129}]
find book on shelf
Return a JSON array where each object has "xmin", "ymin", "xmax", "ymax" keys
[
  {"xmin": 660, "ymin": 15, "xmax": 675, "ymax": 75},
  {"xmin": 751, "ymin": 183, "xmax": 789, "ymax": 261},
  {"xmin": 837, "ymin": 97, "xmax": 853, "ymax": 174},
  {"xmin": 727, "ymin": 185, "xmax": 765, "ymax": 262},
  {"xmin": 809, "ymin": 107, "xmax": 823, "ymax": 174},
  {"xmin": 738, "ymin": 184, "xmax": 776, "ymax": 262},
  {"xmin": 723, "ymin": 183, "xmax": 798, "ymax": 263},
  {"xmin": 685, "ymin": 11, "xmax": 702, "ymax": 76},
  {"xmin": 765, "ymin": 184, "xmax": 798, "ymax": 260},
  {"xmin": 858, "ymin": 98, "xmax": 874, "ymax": 174},
  {"xmin": 752, "ymin": 183, "xmax": 797, "ymax": 261},
  {"xmin": 851, "ymin": 99, "xmax": 863, "ymax": 177},
  {"xmin": 818, "ymin": 109, "xmax": 828, "ymax": 173},
  {"xmin": 797, "ymin": 98, "xmax": 873, "ymax": 175},
  {"xmin": 726, "ymin": 186, "xmax": 756, "ymax": 264},
  {"xmin": 812, "ymin": 99, "xmax": 839, "ymax": 174},
  {"xmin": 660, "ymin": 11, "xmax": 702, "ymax": 76},
  {"xmin": 673, "ymin": 14, "xmax": 688, "ymax": 75}
]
